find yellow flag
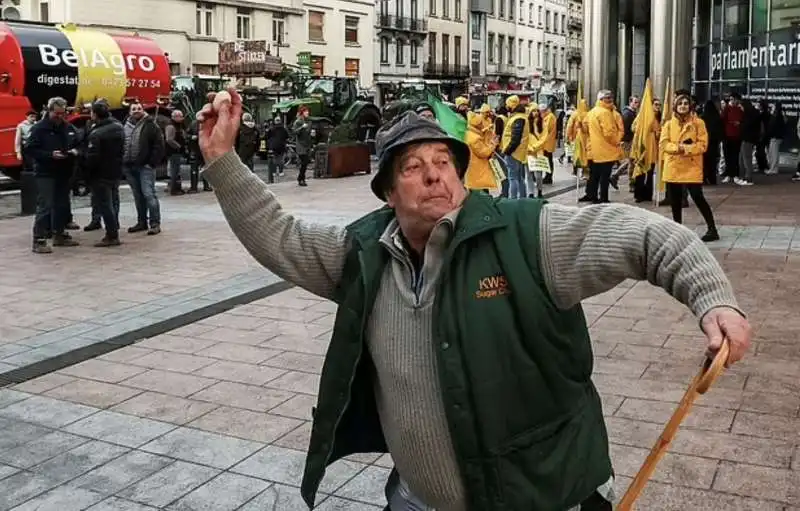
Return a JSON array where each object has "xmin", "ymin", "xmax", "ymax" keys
[
  {"xmin": 656, "ymin": 77, "xmax": 673, "ymax": 193},
  {"xmin": 630, "ymin": 78, "xmax": 657, "ymax": 179},
  {"xmin": 572, "ymin": 80, "xmax": 589, "ymax": 171}
]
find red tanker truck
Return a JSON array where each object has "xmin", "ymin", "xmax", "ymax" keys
[{"xmin": 0, "ymin": 20, "xmax": 172, "ymax": 179}]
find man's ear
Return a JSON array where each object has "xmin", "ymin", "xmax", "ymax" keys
[{"xmin": 386, "ymin": 190, "xmax": 396, "ymax": 209}]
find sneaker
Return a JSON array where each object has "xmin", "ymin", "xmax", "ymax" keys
[
  {"xmin": 94, "ymin": 237, "xmax": 121, "ymax": 247},
  {"xmin": 298, "ymin": 181, "xmax": 308, "ymax": 187},
  {"xmin": 83, "ymin": 222, "xmax": 101, "ymax": 232},
  {"xmin": 578, "ymin": 195, "xmax": 594, "ymax": 203},
  {"xmin": 127, "ymin": 223, "xmax": 148, "ymax": 233},
  {"xmin": 53, "ymin": 234, "xmax": 79, "ymax": 247},
  {"xmin": 721, "ymin": 176, "xmax": 731, "ymax": 184},
  {"xmin": 701, "ymin": 230, "xmax": 720, "ymax": 243},
  {"xmin": 609, "ymin": 175, "xmax": 619, "ymax": 190},
  {"xmin": 278, "ymin": 171, "xmax": 285, "ymax": 177},
  {"xmin": 65, "ymin": 221, "xmax": 80, "ymax": 230},
  {"xmin": 31, "ymin": 239, "xmax": 52, "ymax": 254},
  {"xmin": 147, "ymin": 225, "xmax": 161, "ymax": 235},
  {"xmin": 735, "ymin": 178, "xmax": 754, "ymax": 186},
  {"xmin": 792, "ymin": 172, "xmax": 800, "ymax": 182}
]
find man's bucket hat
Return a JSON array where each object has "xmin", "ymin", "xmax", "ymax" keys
[{"xmin": 371, "ymin": 111, "xmax": 470, "ymax": 201}]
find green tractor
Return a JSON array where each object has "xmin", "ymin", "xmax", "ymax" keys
[
  {"xmin": 378, "ymin": 79, "xmax": 456, "ymax": 124},
  {"xmin": 272, "ymin": 76, "xmax": 381, "ymax": 150}
]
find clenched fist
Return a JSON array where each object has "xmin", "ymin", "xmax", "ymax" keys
[{"xmin": 196, "ymin": 87, "xmax": 243, "ymax": 164}]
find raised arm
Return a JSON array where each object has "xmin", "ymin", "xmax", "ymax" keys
[
  {"xmin": 538, "ymin": 202, "xmax": 740, "ymax": 317},
  {"xmin": 202, "ymin": 152, "xmax": 347, "ymax": 300}
]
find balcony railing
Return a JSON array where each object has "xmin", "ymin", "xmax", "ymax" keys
[
  {"xmin": 377, "ymin": 14, "xmax": 428, "ymax": 33},
  {"xmin": 495, "ymin": 62, "xmax": 515, "ymax": 75},
  {"xmin": 568, "ymin": 15, "xmax": 582, "ymax": 30},
  {"xmin": 423, "ymin": 62, "xmax": 471, "ymax": 78},
  {"xmin": 567, "ymin": 47, "xmax": 582, "ymax": 61}
]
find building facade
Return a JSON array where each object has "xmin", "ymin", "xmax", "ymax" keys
[
  {"xmin": 566, "ymin": 0, "xmax": 582, "ymax": 86},
  {"xmin": 11, "ymin": 0, "xmax": 375, "ymax": 86},
  {"xmin": 374, "ymin": 0, "xmax": 428, "ymax": 85},
  {"xmin": 426, "ymin": 0, "xmax": 471, "ymax": 94}
]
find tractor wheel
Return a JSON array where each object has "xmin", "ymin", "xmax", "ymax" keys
[{"xmin": 355, "ymin": 108, "xmax": 381, "ymax": 156}]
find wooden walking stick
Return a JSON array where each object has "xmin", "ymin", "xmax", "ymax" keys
[{"xmin": 616, "ymin": 339, "xmax": 731, "ymax": 510}]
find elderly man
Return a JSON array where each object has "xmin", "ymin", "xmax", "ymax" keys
[{"xmin": 197, "ymin": 90, "xmax": 751, "ymax": 511}]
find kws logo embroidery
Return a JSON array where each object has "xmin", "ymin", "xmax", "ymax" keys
[{"xmin": 474, "ymin": 274, "xmax": 511, "ymax": 299}]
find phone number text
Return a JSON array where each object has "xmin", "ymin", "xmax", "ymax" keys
[{"xmin": 101, "ymin": 78, "xmax": 162, "ymax": 89}]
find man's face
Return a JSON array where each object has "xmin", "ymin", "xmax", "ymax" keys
[
  {"xmin": 49, "ymin": 107, "xmax": 65, "ymax": 124},
  {"xmin": 387, "ymin": 142, "xmax": 466, "ymax": 225},
  {"xmin": 676, "ymin": 97, "xmax": 691, "ymax": 115},
  {"xmin": 129, "ymin": 104, "xmax": 144, "ymax": 119},
  {"xmin": 631, "ymin": 97, "xmax": 641, "ymax": 110},
  {"xmin": 26, "ymin": 113, "xmax": 37, "ymax": 123},
  {"xmin": 653, "ymin": 101, "xmax": 662, "ymax": 112},
  {"xmin": 419, "ymin": 109, "xmax": 435, "ymax": 120},
  {"xmin": 172, "ymin": 112, "xmax": 184, "ymax": 123},
  {"xmin": 300, "ymin": 109, "xmax": 309, "ymax": 119},
  {"xmin": 729, "ymin": 97, "xmax": 739, "ymax": 107},
  {"xmin": 601, "ymin": 94, "xmax": 614, "ymax": 106}
]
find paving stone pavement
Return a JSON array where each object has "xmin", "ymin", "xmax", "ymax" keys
[{"xmin": 1, "ymin": 165, "xmax": 797, "ymax": 509}]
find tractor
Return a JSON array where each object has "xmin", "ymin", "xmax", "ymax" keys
[
  {"xmin": 378, "ymin": 79, "xmax": 457, "ymax": 124},
  {"xmin": 271, "ymin": 76, "xmax": 381, "ymax": 150}
]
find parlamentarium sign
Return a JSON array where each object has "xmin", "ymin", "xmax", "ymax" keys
[{"xmin": 710, "ymin": 28, "xmax": 800, "ymax": 79}]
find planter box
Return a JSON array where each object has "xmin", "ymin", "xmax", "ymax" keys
[{"xmin": 323, "ymin": 143, "xmax": 371, "ymax": 178}]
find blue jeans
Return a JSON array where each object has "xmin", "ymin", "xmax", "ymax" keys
[
  {"xmin": 32, "ymin": 176, "xmax": 71, "ymax": 239},
  {"xmin": 168, "ymin": 153, "xmax": 183, "ymax": 191},
  {"xmin": 125, "ymin": 165, "xmax": 161, "ymax": 227},
  {"xmin": 507, "ymin": 156, "xmax": 527, "ymax": 199}
]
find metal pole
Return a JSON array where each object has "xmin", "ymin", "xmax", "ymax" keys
[
  {"xmin": 589, "ymin": 0, "xmax": 611, "ymax": 101},
  {"xmin": 650, "ymin": 0, "xmax": 673, "ymax": 101},
  {"xmin": 618, "ymin": 22, "xmax": 631, "ymax": 105}
]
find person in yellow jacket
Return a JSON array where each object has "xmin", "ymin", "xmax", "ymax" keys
[
  {"xmin": 500, "ymin": 95, "xmax": 530, "ymax": 198},
  {"xmin": 464, "ymin": 104, "xmax": 499, "ymax": 192},
  {"xmin": 455, "ymin": 96, "xmax": 470, "ymax": 119},
  {"xmin": 539, "ymin": 103, "xmax": 558, "ymax": 183},
  {"xmin": 660, "ymin": 89, "xmax": 719, "ymax": 242},
  {"xmin": 631, "ymin": 97, "xmax": 662, "ymax": 203},
  {"xmin": 580, "ymin": 90, "xmax": 624, "ymax": 203},
  {"xmin": 525, "ymin": 104, "xmax": 548, "ymax": 198},
  {"xmin": 565, "ymin": 99, "xmax": 589, "ymax": 176}
]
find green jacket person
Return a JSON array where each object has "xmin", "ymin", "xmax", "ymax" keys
[{"xmin": 197, "ymin": 91, "xmax": 752, "ymax": 511}]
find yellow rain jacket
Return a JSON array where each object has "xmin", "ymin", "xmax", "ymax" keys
[
  {"xmin": 660, "ymin": 113, "xmax": 708, "ymax": 184},
  {"xmin": 501, "ymin": 110, "xmax": 530, "ymax": 162},
  {"xmin": 464, "ymin": 113, "xmax": 498, "ymax": 190},
  {"xmin": 565, "ymin": 100, "xmax": 588, "ymax": 142},
  {"xmin": 584, "ymin": 101, "xmax": 624, "ymax": 163},
  {"xmin": 541, "ymin": 110, "xmax": 558, "ymax": 153},
  {"xmin": 526, "ymin": 110, "xmax": 546, "ymax": 157}
]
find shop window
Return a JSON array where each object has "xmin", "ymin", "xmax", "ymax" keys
[
  {"xmin": 722, "ymin": 0, "xmax": 749, "ymax": 39},
  {"xmin": 770, "ymin": 0, "xmax": 800, "ymax": 30}
]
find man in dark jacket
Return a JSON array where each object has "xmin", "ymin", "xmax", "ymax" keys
[
  {"xmin": 236, "ymin": 112, "xmax": 260, "ymax": 171},
  {"xmin": 266, "ymin": 116, "xmax": 289, "ymax": 183},
  {"xmin": 27, "ymin": 96, "xmax": 81, "ymax": 253},
  {"xmin": 84, "ymin": 100, "xmax": 125, "ymax": 246},
  {"xmin": 165, "ymin": 110, "xmax": 187, "ymax": 195},
  {"xmin": 720, "ymin": 93, "xmax": 743, "ymax": 183},
  {"xmin": 187, "ymin": 119, "xmax": 212, "ymax": 193},
  {"xmin": 123, "ymin": 103, "xmax": 164, "ymax": 235},
  {"xmin": 617, "ymin": 96, "xmax": 639, "ymax": 190},
  {"xmin": 292, "ymin": 106, "xmax": 312, "ymax": 187}
]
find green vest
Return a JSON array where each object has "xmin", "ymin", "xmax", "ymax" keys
[{"xmin": 300, "ymin": 192, "xmax": 612, "ymax": 510}]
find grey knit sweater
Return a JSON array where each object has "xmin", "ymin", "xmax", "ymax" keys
[{"xmin": 203, "ymin": 151, "xmax": 741, "ymax": 509}]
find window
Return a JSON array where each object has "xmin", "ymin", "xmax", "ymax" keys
[
  {"xmin": 509, "ymin": 0, "xmax": 514, "ymax": 20},
  {"xmin": 411, "ymin": 40, "xmax": 419, "ymax": 64},
  {"xmin": 454, "ymin": 35, "xmax": 461, "ymax": 67},
  {"xmin": 397, "ymin": 39, "xmax": 405, "ymax": 64},
  {"xmin": 545, "ymin": 9, "xmax": 550, "ymax": 30},
  {"xmin": 443, "ymin": 0, "xmax": 449, "ymax": 18},
  {"xmin": 380, "ymin": 37, "xmax": 389, "ymax": 63},
  {"xmin": 430, "ymin": 0, "xmax": 436, "ymax": 16},
  {"xmin": 236, "ymin": 8, "xmax": 251, "ymax": 39},
  {"xmin": 195, "ymin": 2, "xmax": 213, "ymax": 36},
  {"xmin": 272, "ymin": 14, "xmax": 285, "ymax": 45},
  {"xmin": 396, "ymin": 0, "xmax": 403, "ymax": 17},
  {"xmin": 770, "ymin": 0, "xmax": 800, "ymax": 30},
  {"xmin": 429, "ymin": 32, "xmax": 437, "ymax": 63},
  {"xmin": 499, "ymin": 0, "xmax": 505, "ymax": 18},
  {"xmin": 538, "ymin": 6, "xmax": 543, "ymax": 24},
  {"xmin": 498, "ymin": 35, "xmax": 505, "ymax": 64},
  {"xmin": 519, "ymin": 1, "xmax": 524, "ymax": 22},
  {"xmin": 455, "ymin": 0, "xmax": 461, "ymax": 20},
  {"xmin": 518, "ymin": 40, "xmax": 522, "ymax": 65},
  {"xmin": 471, "ymin": 50, "xmax": 481, "ymax": 75},
  {"xmin": 544, "ymin": 44, "xmax": 549, "ymax": 70},
  {"xmin": 561, "ymin": 14, "xmax": 566, "ymax": 33},
  {"xmin": 490, "ymin": 0, "xmax": 495, "ymax": 16},
  {"xmin": 528, "ymin": 2, "xmax": 533, "ymax": 23},
  {"xmin": 527, "ymin": 40, "xmax": 533, "ymax": 66},
  {"xmin": 442, "ymin": 34, "xmax": 450, "ymax": 65},
  {"xmin": 537, "ymin": 42, "xmax": 542, "ymax": 67},
  {"xmin": 345, "ymin": 58, "xmax": 359, "ymax": 77},
  {"xmin": 411, "ymin": 0, "xmax": 418, "ymax": 17},
  {"xmin": 471, "ymin": 13, "xmax": 481, "ymax": 39},
  {"xmin": 311, "ymin": 55, "xmax": 324, "ymax": 76},
  {"xmin": 345, "ymin": 15, "xmax": 359, "ymax": 44},
  {"xmin": 39, "ymin": 1, "xmax": 49, "ymax": 22},
  {"xmin": 723, "ymin": 0, "xmax": 748, "ymax": 38},
  {"xmin": 509, "ymin": 36, "xmax": 514, "ymax": 64},
  {"xmin": 488, "ymin": 32, "xmax": 495, "ymax": 63},
  {"xmin": 308, "ymin": 10, "xmax": 325, "ymax": 42},
  {"xmin": 379, "ymin": 0, "xmax": 388, "ymax": 15}
]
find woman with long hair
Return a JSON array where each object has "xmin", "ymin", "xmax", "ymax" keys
[
  {"xmin": 766, "ymin": 101, "xmax": 786, "ymax": 175},
  {"xmin": 701, "ymin": 99, "xmax": 724, "ymax": 185},
  {"xmin": 526, "ymin": 104, "xmax": 547, "ymax": 198},
  {"xmin": 660, "ymin": 90, "xmax": 720, "ymax": 242}
]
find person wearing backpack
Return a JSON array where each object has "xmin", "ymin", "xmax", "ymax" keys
[{"xmin": 123, "ymin": 102, "xmax": 164, "ymax": 235}]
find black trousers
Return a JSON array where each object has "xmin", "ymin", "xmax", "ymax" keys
[
  {"xmin": 755, "ymin": 141, "xmax": 769, "ymax": 171},
  {"xmin": 634, "ymin": 166, "xmax": 654, "ymax": 202},
  {"xmin": 298, "ymin": 154, "xmax": 310, "ymax": 183},
  {"xmin": 666, "ymin": 183, "xmax": 717, "ymax": 231},
  {"xmin": 543, "ymin": 150, "xmax": 554, "ymax": 183},
  {"xmin": 586, "ymin": 161, "xmax": 614, "ymax": 202},
  {"xmin": 90, "ymin": 179, "xmax": 120, "ymax": 238},
  {"xmin": 703, "ymin": 142, "xmax": 720, "ymax": 185},
  {"xmin": 722, "ymin": 139, "xmax": 741, "ymax": 178}
]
